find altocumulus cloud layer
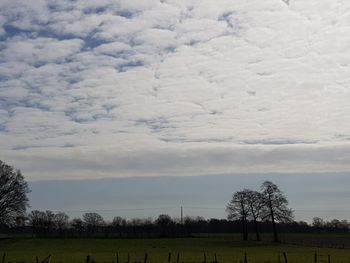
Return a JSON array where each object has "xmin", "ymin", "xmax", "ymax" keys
[{"xmin": 1, "ymin": 0, "xmax": 350, "ymax": 180}]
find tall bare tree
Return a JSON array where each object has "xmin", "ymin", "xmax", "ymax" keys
[
  {"xmin": 261, "ymin": 181, "xmax": 293, "ymax": 242},
  {"xmin": 245, "ymin": 190, "xmax": 264, "ymax": 241},
  {"xmin": 0, "ymin": 160, "xmax": 30, "ymax": 226},
  {"xmin": 226, "ymin": 190, "xmax": 250, "ymax": 241}
]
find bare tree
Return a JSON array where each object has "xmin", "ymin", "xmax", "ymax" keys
[
  {"xmin": 44, "ymin": 210, "xmax": 56, "ymax": 232},
  {"xmin": 226, "ymin": 190, "xmax": 250, "ymax": 241},
  {"xmin": 28, "ymin": 210, "xmax": 46, "ymax": 233},
  {"xmin": 245, "ymin": 190, "xmax": 264, "ymax": 241},
  {"xmin": 71, "ymin": 218, "xmax": 84, "ymax": 233},
  {"xmin": 261, "ymin": 181, "xmax": 293, "ymax": 242},
  {"xmin": 112, "ymin": 216, "xmax": 126, "ymax": 227},
  {"xmin": 54, "ymin": 212, "xmax": 69, "ymax": 232},
  {"xmin": 156, "ymin": 214, "xmax": 173, "ymax": 227},
  {"xmin": 112, "ymin": 216, "xmax": 126, "ymax": 236},
  {"xmin": 312, "ymin": 217, "xmax": 324, "ymax": 231},
  {"xmin": 0, "ymin": 160, "xmax": 30, "ymax": 226},
  {"xmin": 83, "ymin": 212, "xmax": 104, "ymax": 233},
  {"xmin": 156, "ymin": 214, "xmax": 174, "ymax": 236}
]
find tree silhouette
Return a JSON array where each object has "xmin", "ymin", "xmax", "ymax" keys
[
  {"xmin": 83, "ymin": 212, "xmax": 104, "ymax": 233},
  {"xmin": 71, "ymin": 218, "xmax": 84, "ymax": 233},
  {"xmin": 226, "ymin": 190, "xmax": 250, "ymax": 241},
  {"xmin": 0, "ymin": 160, "xmax": 30, "ymax": 226},
  {"xmin": 261, "ymin": 181, "xmax": 293, "ymax": 242},
  {"xmin": 245, "ymin": 189, "xmax": 264, "ymax": 241},
  {"xmin": 28, "ymin": 210, "xmax": 46, "ymax": 233},
  {"xmin": 156, "ymin": 214, "xmax": 174, "ymax": 236},
  {"xmin": 156, "ymin": 214, "xmax": 173, "ymax": 227},
  {"xmin": 54, "ymin": 212, "xmax": 69, "ymax": 232}
]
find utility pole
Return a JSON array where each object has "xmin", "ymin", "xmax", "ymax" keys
[
  {"xmin": 180, "ymin": 206, "xmax": 183, "ymax": 237},
  {"xmin": 180, "ymin": 206, "xmax": 183, "ymax": 225}
]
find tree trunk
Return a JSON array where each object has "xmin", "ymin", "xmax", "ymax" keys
[
  {"xmin": 269, "ymin": 197, "xmax": 278, "ymax": 242},
  {"xmin": 242, "ymin": 217, "xmax": 248, "ymax": 241},
  {"xmin": 253, "ymin": 218, "xmax": 260, "ymax": 241},
  {"xmin": 244, "ymin": 217, "xmax": 248, "ymax": 241}
]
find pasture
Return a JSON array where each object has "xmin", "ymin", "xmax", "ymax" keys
[{"xmin": 1, "ymin": 234, "xmax": 350, "ymax": 263}]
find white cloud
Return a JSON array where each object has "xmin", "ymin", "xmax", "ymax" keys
[
  {"xmin": 0, "ymin": 37, "xmax": 83, "ymax": 65},
  {"xmin": 1, "ymin": 0, "xmax": 350, "ymax": 180}
]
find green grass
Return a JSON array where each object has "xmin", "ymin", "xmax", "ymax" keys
[{"xmin": 1, "ymin": 235, "xmax": 350, "ymax": 263}]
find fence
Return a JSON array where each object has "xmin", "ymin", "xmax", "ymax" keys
[{"xmin": 0, "ymin": 251, "xmax": 334, "ymax": 263}]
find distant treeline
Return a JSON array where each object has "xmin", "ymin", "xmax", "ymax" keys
[{"xmin": 2, "ymin": 211, "xmax": 349, "ymax": 238}]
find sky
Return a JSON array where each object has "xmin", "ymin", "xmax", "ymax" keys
[
  {"xmin": 28, "ymin": 173, "xmax": 350, "ymax": 222},
  {"xmin": 1, "ymin": 0, "xmax": 350, "ymax": 222}
]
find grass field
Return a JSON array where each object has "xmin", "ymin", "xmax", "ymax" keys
[{"xmin": 1, "ymin": 234, "xmax": 350, "ymax": 263}]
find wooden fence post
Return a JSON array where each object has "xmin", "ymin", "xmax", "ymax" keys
[
  {"xmin": 328, "ymin": 254, "xmax": 331, "ymax": 263},
  {"xmin": 168, "ymin": 252, "xmax": 171, "ymax": 263},
  {"xmin": 283, "ymin": 252, "xmax": 288, "ymax": 263},
  {"xmin": 43, "ymin": 255, "xmax": 52, "ymax": 263}
]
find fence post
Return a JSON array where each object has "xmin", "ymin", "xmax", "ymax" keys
[
  {"xmin": 328, "ymin": 255, "xmax": 331, "ymax": 263},
  {"xmin": 283, "ymin": 252, "xmax": 288, "ymax": 263},
  {"xmin": 168, "ymin": 252, "xmax": 171, "ymax": 263},
  {"xmin": 43, "ymin": 255, "xmax": 52, "ymax": 263},
  {"xmin": 127, "ymin": 253, "xmax": 130, "ymax": 263},
  {"xmin": 36, "ymin": 256, "xmax": 39, "ymax": 263},
  {"xmin": 214, "ymin": 253, "xmax": 217, "ymax": 263},
  {"xmin": 115, "ymin": 253, "xmax": 119, "ymax": 263},
  {"xmin": 144, "ymin": 253, "xmax": 148, "ymax": 263},
  {"xmin": 203, "ymin": 253, "xmax": 206, "ymax": 263},
  {"xmin": 86, "ymin": 256, "xmax": 90, "ymax": 263},
  {"xmin": 314, "ymin": 252, "xmax": 317, "ymax": 263},
  {"xmin": 176, "ymin": 253, "xmax": 180, "ymax": 263}
]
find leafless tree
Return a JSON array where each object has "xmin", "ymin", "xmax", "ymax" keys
[
  {"xmin": 156, "ymin": 214, "xmax": 173, "ymax": 227},
  {"xmin": 112, "ymin": 216, "xmax": 126, "ymax": 236},
  {"xmin": 44, "ymin": 210, "xmax": 56, "ymax": 231},
  {"xmin": 245, "ymin": 190, "xmax": 264, "ymax": 241},
  {"xmin": 226, "ymin": 190, "xmax": 250, "ymax": 241},
  {"xmin": 54, "ymin": 212, "xmax": 69, "ymax": 231},
  {"xmin": 71, "ymin": 218, "xmax": 84, "ymax": 233},
  {"xmin": 28, "ymin": 210, "xmax": 63, "ymax": 233},
  {"xmin": 261, "ymin": 181, "xmax": 293, "ymax": 242},
  {"xmin": 28, "ymin": 210, "xmax": 46, "ymax": 232},
  {"xmin": 83, "ymin": 212, "xmax": 104, "ymax": 233},
  {"xmin": 0, "ymin": 160, "xmax": 30, "ymax": 226}
]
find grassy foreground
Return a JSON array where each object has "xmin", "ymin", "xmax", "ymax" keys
[{"xmin": 1, "ymin": 235, "xmax": 350, "ymax": 263}]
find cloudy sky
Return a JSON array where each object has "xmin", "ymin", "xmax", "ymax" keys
[{"xmin": 1, "ymin": 0, "xmax": 350, "ymax": 220}]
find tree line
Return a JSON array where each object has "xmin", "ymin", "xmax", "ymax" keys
[
  {"xmin": 1, "ymin": 160, "xmax": 350, "ymax": 239},
  {"xmin": 6, "ymin": 210, "xmax": 350, "ymax": 238}
]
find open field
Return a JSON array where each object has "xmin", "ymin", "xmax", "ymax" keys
[{"xmin": 1, "ymin": 234, "xmax": 350, "ymax": 263}]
